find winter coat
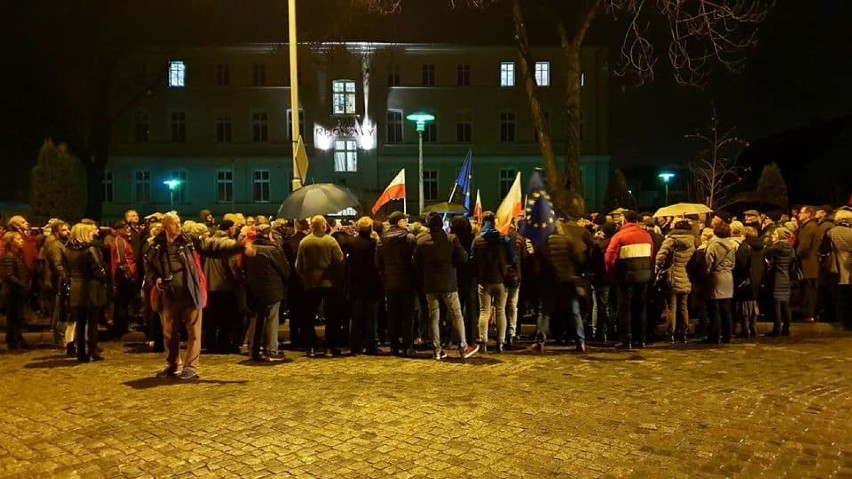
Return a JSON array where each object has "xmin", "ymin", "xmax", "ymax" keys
[
  {"xmin": 765, "ymin": 241, "xmax": 795, "ymax": 301},
  {"xmin": 588, "ymin": 237, "xmax": 611, "ymax": 286},
  {"xmin": 471, "ymin": 224, "xmax": 514, "ymax": 285},
  {"xmin": 203, "ymin": 231, "xmax": 242, "ymax": 293},
  {"xmin": 541, "ymin": 232, "xmax": 582, "ymax": 285},
  {"xmin": 506, "ymin": 231, "xmax": 526, "ymax": 284},
  {"xmin": 376, "ymin": 226, "xmax": 417, "ymax": 291},
  {"xmin": 43, "ymin": 235, "xmax": 68, "ymax": 290},
  {"xmin": 654, "ymin": 229, "xmax": 696, "ymax": 294},
  {"xmin": 341, "ymin": 232, "xmax": 382, "ymax": 301},
  {"xmin": 704, "ymin": 237, "xmax": 737, "ymax": 300},
  {"xmin": 734, "ymin": 237, "xmax": 766, "ymax": 300},
  {"xmin": 413, "ymin": 230, "xmax": 467, "ymax": 294},
  {"xmin": 0, "ymin": 251, "xmax": 31, "ymax": 309},
  {"xmin": 828, "ymin": 221, "xmax": 852, "ymax": 285},
  {"xmin": 295, "ymin": 232, "xmax": 345, "ymax": 290},
  {"xmin": 283, "ymin": 231, "xmax": 307, "ymax": 293},
  {"xmin": 145, "ymin": 232, "xmax": 245, "ymax": 310},
  {"xmin": 63, "ymin": 241, "xmax": 108, "ymax": 308},
  {"xmin": 110, "ymin": 234, "xmax": 138, "ymax": 285},
  {"xmin": 796, "ymin": 219, "xmax": 821, "ymax": 279},
  {"xmin": 244, "ymin": 237, "xmax": 290, "ymax": 305},
  {"xmin": 605, "ymin": 223, "xmax": 654, "ymax": 285}
]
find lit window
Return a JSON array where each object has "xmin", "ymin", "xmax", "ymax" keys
[
  {"xmin": 170, "ymin": 111, "xmax": 186, "ymax": 143},
  {"xmin": 216, "ymin": 64, "xmax": 230, "ymax": 86},
  {"xmin": 170, "ymin": 170, "xmax": 188, "ymax": 203},
  {"xmin": 332, "ymin": 80, "xmax": 356, "ymax": 114},
  {"xmin": 168, "ymin": 61, "xmax": 185, "ymax": 87},
  {"xmin": 500, "ymin": 62, "xmax": 514, "ymax": 87},
  {"xmin": 334, "ymin": 139, "xmax": 358, "ymax": 172},
  {"xmin": 457, "ymin": 64, "xmax": 470, "ymax": 86},
  {"xmin": 253, "ymin": 169, "xmax": 271, "ymax": 203},
  {"xmin": 423, "ymin": 170, "xmax": 438, "ymax": 201},
  {"xmin": 252, "ymin": 111, "xmax": 268, "ymax": 143},
  {"xmin": 422, "ymin": 64, "xmax": 435, "ymax": 86},
  {"xmin": 535, "ymin": 61, "xmax": 550, "ymax": 86},
  {"xmin": 103, "ymin": 170, "xmax": 113, "ymax": 203},
  {"xmin": 456, "ymin": 111, "xmax": 471, "ymax": 143},
  {"xmin": 253, "ymin": 64, "xmax": 266, "ymax": 86},
  {"xmin": 500, "ymin": 111, "xmax": 516, "ymax": 143},
  {"xmin": 134, "ymin": 170, "xmax": 151, "ymax": 203},
  {"xmin": 215, "ymin": 113, "xmax": 232, "ymax": 143},
  {"xmin": 499, "ymin": 169, "xmax": 516, "ymax": 198},
  {"xmin": 217, "ymin": 169, "xmax": 233, "ymax": 203},
  {"xmin": 386, "ymin": 110, "xmax": 403, "ymax": 144},
  {"xmin": 134, "ymin": 112, "xmax": 149, "ymax": 143},
  {"xmin": 287, "ymin": 109, "xmax": 305, "ymax": 141}
]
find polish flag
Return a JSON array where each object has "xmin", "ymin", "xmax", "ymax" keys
[
  {"xmin": 371, "ymin": 169, "xmax": 406, "ymax": 215},
  {"xmin": 495, "ymin": 171, "xmax": 522, "ymax": 234},
  {"xmin": 473, "ymin": 189, "xmax": 483, "ymax": 224}
]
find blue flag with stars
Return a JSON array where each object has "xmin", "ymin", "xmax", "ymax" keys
[
  {"xmin": 454, "ymin": 149, "xmax": 473, "ymax": 211},
  {"xmin": 519, "ymin": 170, "xmax": 555, "ymax": 248}
]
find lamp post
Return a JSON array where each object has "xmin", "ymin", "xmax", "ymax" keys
[
  {"xmin": 163, "ymin": 179, "xmax": 182, "ymax": 211},
  {"xmin": 658, "ymin": 172, "xmax": 675, "ymax": 205},
  {"xmin": 406, "ymin": 112, "xmax": 435, "ymax": 214}
]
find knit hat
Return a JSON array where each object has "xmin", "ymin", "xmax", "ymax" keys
[
  {"xmin": 218, "ymin": 219, "xmax": 235, "ymax": 231},
  {"xmin": 388, "ymin": 211, "xmax": 406, "ymax": 226},
  {"xmin": 743, "ymin": 210, "xmax": 760, "ymax": 217}
]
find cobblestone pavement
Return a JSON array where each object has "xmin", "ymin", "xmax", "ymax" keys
[{"xmin": 1, "ymin": 334, "xmax": 852, "ymax": 479}]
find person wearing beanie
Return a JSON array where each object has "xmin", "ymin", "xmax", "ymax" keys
[{"xmin": 413, "ymin": 213, "xmax": 479, "ymax": 360}]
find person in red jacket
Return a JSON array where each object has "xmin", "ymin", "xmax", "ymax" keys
[
  {"xmin": 110, "ymin": 221, "xmax": 138, "ymax": 339},
  {"xmin": 605, "ymin": 210, "xmax": 655, "ymax": 349}
]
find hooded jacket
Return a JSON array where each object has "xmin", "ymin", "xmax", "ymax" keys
[
  {"xmin": 766, "ymin": 241, "xmax": 795, "ymax": 301},
  {"xmin": 704, "ymin": 237, "xmax": 737, "ymax": 300},
  {"xmin": 341, "ymin": 231, "xmax": 382, "ymax": 301},
  {"xmin": 413, "ymin": 228, "xmax": 467, "ymax": 294},
  {"xmin": 734, "ymin": 236, "xmax": 766, "ymax": 300},
  {"xmin": 655, "ymin": 229, "xmax": 696, "ymax": 294},
  {"xmin": 471, "ymin": 222, "xmax": 514, "ymax": 285},
  {"xmin": 376, "ymin": 225, "xmax": 417, "ymax": 291},
  {"xmin": 244, "ymin": 236, "xmax": 290, "ymax": 305},
  {"xmin": 64, "ymin": 240, "xmax": 108, "ymax": 308},
  {"xmin": 605, "ymin": 223, "xmax": 654, "ymax": 284}
]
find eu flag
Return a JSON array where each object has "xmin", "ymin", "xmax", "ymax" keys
[
  {"xmin": 454, "ymin": 149, "xmax": 472, "ymax": 211},
  {"xmin": 519, "ymin": 170, "xmax": 555, "ymax": 248}
]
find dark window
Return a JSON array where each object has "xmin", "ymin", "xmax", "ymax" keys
[
  {"xmin": 422, "ymin": 64, "xmax": 435, "ymax": 86},
  {"xmin": 423, "ymin": 170, "xmax": 438, "ymax": 201},
  {"xmin": 500, "ymin": 111, "xmax": 515, "ymax": 143},
  {"xmin": 386, "ymin": 110, "xmax": 403, "ymax": 144},
  {"xmin": 253, "ymin": 64, "xmax": 267, "ymax": 86},
  {"xmin": 216, "ymin": 113, "xmax": 232, "ymax": 143},
  {"xmin": 252, "ymin": 111, "xmax": 268, "ymax": 143},
  {"xmin": 457, "ymin": 64, "xmax": 470, "ymax": 86},
  {"xmin": 216, "ymin": 64, "xmax": 230, "ymax": 86},
  {"xmin": 423, "ymin": 122, "xmax": 437, "ymax": 143},
  {"xmin": 170, "ymin": 111, "xmax": 186, "ymax": 143},
  {"xmin": 456, "ymin": 111, "xmax": 471, "ymax": 143}
]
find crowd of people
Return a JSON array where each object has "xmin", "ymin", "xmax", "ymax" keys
[{"xmin": 0, "ymin": 202, "xmax": 850, "ymax": 380}]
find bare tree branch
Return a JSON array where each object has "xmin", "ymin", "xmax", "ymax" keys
[{"xmin": 687, "ymin": 106, "xmax": 748, "ymax": 210}]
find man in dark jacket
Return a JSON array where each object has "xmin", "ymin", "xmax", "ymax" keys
[
  {"xmin": 244, "ymin": 224, "xmax": 290, "ymax": 361},
  {"xmin": 605, "ymin": 210, "xmax": 654, "ymax": 348},
  {"xmin": 283, "ymin": 219, "xmax": 309, "ymax": 349},
  {"xmin": 146, "ymin": 213, "xmax": 253, "ymax": 380},
  {"xmin": 376, "ymin": 211, "xmax": 418, "ymax": 356},
  {"xmin": 816, "ymin": 205, "xmax": 837, "ymax": 323},
  {"xmin": 534, "ymin": 221, "xmax": 586, "ymax": 352},
  {"xmin": 413, "ymin": 213, "xmax": 479, "ymax": 360},
  {"xmin": 589, "ymin": 222, "xmax": 616, "ymax": 342},
  {"xmin": 341, "ymin": 217, "xmax": 382, "ymax": 355},
  {"xmin": 796, "ymin": 205, "xmax": 821, "ymax": 322},
  {"xmin": 471, "ymin": 212, "xmax": 514, "ymax": 353}
]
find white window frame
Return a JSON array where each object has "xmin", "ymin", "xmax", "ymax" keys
[
  {"xmin": 253, "ymin": 169, "xmax": 271, "ymax": 203},
  {"xmin": 103, "ymin": 170, "xmax": 113, "ymax": 204},
  {"xmin": 386, "ymin": 110, "xmax": 403, "ymax": 144},
  {"xmin": 332, "ymin": 80, "xmax": 356, "ymax": 114},
  {"xmin": 334, "ymin": 139, "xmax": 358, "ymax": 173},
  {"xmin": 456, "ymin": 111, "xmax": 472, "ymax": 143},
  {"xmin": 252, "ymin": 111, "xmax": 269, "ymax": 143},
  {"xmin": 216, "ymin": 169, "xmax": 234, "ymax": 203},
  {"xmin": 423, "ymin": 169, "xmax": 438, "ymax": 201},
  {"xmin": 500, "ymin": 61, "xmax": 515, "ymax": 87},
  {"xmin": 170, "ymin": 170, "xmax": 188, "ymax": 204},
  {"xmin": 215, "ymin": 112, "xmax": 232, "ymax": 143},
  {"xmin": 134, "ymin": 170, "xmax": 151, "ymax": 203},
  {"xmin": 168, "ymin": 61, "xmax": 185, "ymax": 88},
  {"xmin": 534, "ymin": 61, "xmax": 550, "ymax": 87}
]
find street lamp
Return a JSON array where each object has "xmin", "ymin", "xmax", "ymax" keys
[
  {"xmin": 163, "ymin": 179, "xmax": 182, "ymax": 211},
  {"xmin": 406, "ymin": 112, "xmax": 435, "ymax": 214},
  {"xmin": 658, "ymin": 172, "xmax": 675, "ymax": 205}
]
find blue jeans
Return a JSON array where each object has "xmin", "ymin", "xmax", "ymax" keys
[
  {"xmin": 477, "ymin": 283, "xmax": 507, "ymax": 345},
  {"xmin": 537, "ymin": 284, "xmax": 584, "ymax": 345},
  {"xmin": 252, "ymin": 301, "xmax": 280, "ymax": 357},
  {"xmin": 426, "ymin": 292, "xmax": 467, "ymax": 351}
]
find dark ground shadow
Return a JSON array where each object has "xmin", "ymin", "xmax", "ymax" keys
[
  {"xmin": 123, "ymin": 377, "xmax": 249, "ymax": 390},
  {"xmin": 124, "ymin": 343, "xmax": 162, "ymax": 354},
  {"xmin": 23, "ymin": 358, "xmax": 80, "ymax": 369},
  {"xmin": 236, "ymin": 358, "xmax": 294, "ymax": 366},
  {"xmin": 441, "ymin": 356, "xmax": 504, "ymax": 366}
]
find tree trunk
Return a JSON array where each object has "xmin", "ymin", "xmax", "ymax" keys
[{"xmin": 511, "ymin": 0, "xmax": 565, "ymax": 211}]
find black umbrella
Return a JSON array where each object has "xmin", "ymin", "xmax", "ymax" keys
[{"xmin": 276, "ymin": 183, "xmax": 360, "ymax": 219}]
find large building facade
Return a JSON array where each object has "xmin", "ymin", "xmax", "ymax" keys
[{"xmin": 105, "ymin": 42, "xmax": 610, "ymax": 219}]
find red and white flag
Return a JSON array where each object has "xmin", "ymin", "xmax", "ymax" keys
[
  {"xmin": 371, "ymin": 169, "xmax": 406, "ymax": 215},
  {"xmin": 473, "ymin": 189, "xmax": 483, "ymax": 223},
  {"xmin": 495, "ymin": 171, "xmax": 522, "ymax": 234}
]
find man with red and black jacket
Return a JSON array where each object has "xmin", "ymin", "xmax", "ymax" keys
[{"xmin": 605, "ymin": 210, "xmax": 655, "ymax": 349}]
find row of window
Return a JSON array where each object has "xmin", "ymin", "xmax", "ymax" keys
[
  {"xmin": 134, "ymin": 108, "xmax": 573, "ymax": 145},
  {"xmin": 103, "ymin": 167, "xmax": 519, "ymax": 204},
  {"xmin": 103, "ymin": 169, "xmax": 272, "ymax": 204},
  {"xmin": 168, "ymin": 61, "xmax": 577, "ymax": 89}
]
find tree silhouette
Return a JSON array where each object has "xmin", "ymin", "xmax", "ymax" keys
[{"xmin": 30, "ymin": 139, "xmax": 87, "ymax": 221}]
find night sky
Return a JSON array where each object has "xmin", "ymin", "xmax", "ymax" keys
[{"xmin": 1, "ymin": 0, "xmax": 850, "ymax": 205}]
